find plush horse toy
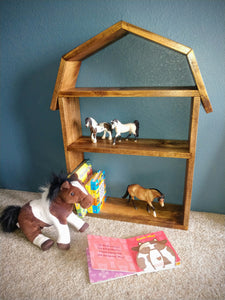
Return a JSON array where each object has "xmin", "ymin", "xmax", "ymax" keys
[
  {"xmin": 0, "ymin": 174, "xmax": 94, "ymax": 251},
  {"xmin": 85, "ymin": 117, "xmax": 112, "ymax": 143},
  {"xmin": 111, "ymin": 119, "xmax": 139, "ymax": 145},
  {"xmin": 122, "ymin": 184, "xmax": 164, "ymax": 217}
]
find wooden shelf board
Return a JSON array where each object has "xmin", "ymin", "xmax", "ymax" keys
[
  {"xmin": 59, "ymin": 87, "xmax": 199, "ymax": 98},
  {"xmin": 87, "ymin": 197, "xmax": 186, "ymax": 230},
  {"xmin": 67, "ymin": 137, "xmax": 191, "ymax": 159}
]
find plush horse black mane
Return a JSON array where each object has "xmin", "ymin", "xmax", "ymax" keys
[{"xmin": 47, "ymin": 173, "xmax": 76, "ymax": 202}]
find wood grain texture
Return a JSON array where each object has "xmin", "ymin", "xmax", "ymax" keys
[
  {"xmin": 63, "ymin": 21, "xmax": 127, "ymax": 61},
  {"xmin": 187, "ymin": 50, "xmax": 213, "ymax": 113},
  {"xmin": 67, "ymin": 137, "xmax": 191, "ymax": 159},
  {"xmin": 58, "ymin": 97, "xmax": 83, "ymax": 172},
  {"xmin": 63, "ymin": 20, "xmax": 192, "ymax": 61},
  {"xmin": 51, "ymin": 22, "xmax": 212, "ymax": 229},
  {"xmin": 59, "ymin": 87, "xmax": 200, "ymax": 98},
  {"xmin": 183, "ymin": 97, "xmax": 200, "ymax": 227},
  {"xmin": 88, "ymin": 197, "xmax": 186, "ymax": 230},
  {"xmin": 122, "ymin": 21, "xmax": 192, "ymax": 55},
  {"xmin": 50, "ymin": 59, "xmax": 81, "ymax": 111}
]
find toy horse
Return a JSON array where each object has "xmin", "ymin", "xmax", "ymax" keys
[
  {"xmin": 122, "ymin": 184, "xmax": 164, "ymax": 217},
  {"xmin": 111, "ymin": 119, "xmax": 139, "ymax": 145},
  {"xmin": 85, "ymin": 117, "xmax": 112, "ymax": 143},
  {"xmin": 0, "ymin": 174, "xmax": 94, "ymax": 251}
]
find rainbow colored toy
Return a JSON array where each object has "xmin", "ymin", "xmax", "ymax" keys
[{"xmin": 72, "ymin": 160, "xmax": 107, "ymax": 216}]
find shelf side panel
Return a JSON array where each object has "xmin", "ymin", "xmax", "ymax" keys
[
  {"xmin": 183, "ymin": 97, "xmax": 200, "ymax": 227},
  {"xmin": 51, "ymin": 59, "xmax": 81, "ymax": 111},
  {"xmin": 58, "ymin": 97, "xmax": 84, "ymax": 172}
]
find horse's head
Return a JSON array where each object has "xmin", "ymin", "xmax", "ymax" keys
[
  {"xmin": 158, "ymin": 195, "xmax": 165, "ymax": 207},
  {"xmin": 48, "ymin": 173, "xmax": 94, "ymax": 208},
  {"xmin": 111, "ymin": 119, "xmax": 119, "ymax": 129},
  {"xmin": 59, "ymin": 177, "xmax": 94, "ymax": 208},
  {"xmin": 85, "ymin": 117, "xmax": 91, "ymax": 128}
]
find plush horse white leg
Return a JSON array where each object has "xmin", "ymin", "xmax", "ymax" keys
[
  {"xmin": 67, "ymin": 212, "xmax": 89, "ymax": 232},
  {"xmin": 53, "ymin": 223, "xmax": 71, "ymax": 250},
  {"xmin": 33, "ymin": 234, "xmax": 54, "ymax": 250}
]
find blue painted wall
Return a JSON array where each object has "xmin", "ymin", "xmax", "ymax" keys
[{"xmin": 1, "ymin": 0, "xmax": 224, "ymax": 213}]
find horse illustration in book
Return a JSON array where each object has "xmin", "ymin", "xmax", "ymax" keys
[
  {"xmin": 132, "ymin": 238, "xmax": 176, "ymax": 272},
  {"xmin": 111, "ymin": 119, "xmax": 139, "ymax": 145},
  {"xmin": 0, "ymin": 174, "xmax": 94, "ymax": 251},
  {"xmin": 85, "ymin": 117, "xmax": 112, "ymax": 143},
  {"xmin": 122, "ymin": 184, "xmax": 165, "ymax": 217}
]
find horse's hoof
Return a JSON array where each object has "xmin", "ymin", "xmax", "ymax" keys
[
  {"xmin": 41, "ymin": 239, "xmax": 54, "ymax": 251},
  {"xmin": 79, "ymin": 222, "xmax": 89, "ymax": 232},
  {"xmin": 57, "ymin": 243, "xmax": 70, "ymax": 250}
]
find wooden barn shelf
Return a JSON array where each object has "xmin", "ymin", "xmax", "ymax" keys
[
  {"xmin": 67, "ymin": 137, "xmax": 191, "ymax": 159},
  {"xmin": 58, "ymin": 87, "xmax": 200, "ymax": 98},
  {"xmin": 50, "ymin": 21, "xmax": 212, "ymax": 230},
  {"xmin": 87, "ymin": 197, "xmax": 185, "ymax": 230}
]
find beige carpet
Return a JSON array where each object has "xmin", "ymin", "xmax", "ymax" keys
[{"xmin": 0, "ymin": 189, "xmax": 224, "ymax": 300}]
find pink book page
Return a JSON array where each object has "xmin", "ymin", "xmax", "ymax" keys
[
  {"xmin": 88, "ymin": 231, "xmax": 181, "ymax": 274},
  {"xmin": 126, "ymin": 231, "xmax": 181, "ymax": 272},
  {"xmin": 86, "ymin": 249, "xmax": 135, "ymax": 284},
  {"xmin": 87, "ymin": 235, "xmax": 138, "ymax": 272}
]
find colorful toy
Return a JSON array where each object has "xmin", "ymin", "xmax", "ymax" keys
[
  {"xmin": 86, "ymin": 170, "xmax": 106, "ymax": 214},
  {"xmin": 0, "ymin": 174, "xmax": 94, "ymax": 251},
  {"xmin": 75, "ymin": 170, "xmax": 106, "ymax": 215},
  {"xmin": 122, "ymin": 184, "xmax": 164, "ymax": 217},
  {"xmin": 70, "ymin": 160, "xmax": 93, "ymax": 217},
  {"xmin": 69, "ymin": 159, "xmax": 93, "ymax": 184},
  {"xmin": 111, "ymin": 119, "xmax": 139, "ymax": 145},
  {"xmin": 85, "ymin": 117, "xmax": 112, "ymax": 143}
]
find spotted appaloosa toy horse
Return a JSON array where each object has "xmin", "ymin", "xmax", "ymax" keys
[
  {"xmin": 0, "ymin": 174, "xmax": 94, "ymax": 251},
  {"xmin": 111, "ymin": 119, "xmax": 139, "ymax": 145},
  {"xmin": 85, "ymin": 117, "xmax": 112, "ymax": 143},
  {"xmin": 122, "ymin": 184, "xmax": 165, "ymax": 217}
]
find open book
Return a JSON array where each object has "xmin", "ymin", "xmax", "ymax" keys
[{"xmin": 87, "ymin": 231, "xmax": 181, "ymax": 283}]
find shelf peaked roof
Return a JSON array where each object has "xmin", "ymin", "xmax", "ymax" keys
[{"xmin": 51, "ymin": 21, "xmax": 212, "ymax": 113}]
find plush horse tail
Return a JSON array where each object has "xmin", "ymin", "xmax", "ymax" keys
[
  {"xmin": 122, "ymin": 185, "xmax": 130, "ymax": 199},
  {"xmin": 134, "ymin": 120, "xmax": 139, "ymax": 137},
  {"xmin": 0, "ymin": 206, "xmax": 21, "ymax": 232}
]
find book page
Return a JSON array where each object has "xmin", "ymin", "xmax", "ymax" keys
[
  {"xmin": 87, "ymin": 235, "xmax": 138, "ymax": 272},
  {"xmin": 126, "ymin": 231, "xmax": 181, "ymax": 273},
  {"xmin": 86, "ymin": 249, "xmax": 135, "ymax": 283}
]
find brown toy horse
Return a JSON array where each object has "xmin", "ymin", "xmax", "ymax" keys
[
  {"xmin": 122, "ymin": 184, "xmax": 165, "ymax": 217},
  {"xmin": 0, "ymin": 174, "xmax": 94, "ymax": 251}
]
